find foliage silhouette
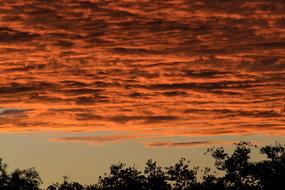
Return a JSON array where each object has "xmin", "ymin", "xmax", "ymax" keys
[
  {"xmin": 47, "ymin": 176, "xmax": 84, "ymax": 190},
  {"xmin": 144, "ymin": 159, "xmax": 170, "ymax": 190},
  {"xmin": 254, "ymin": 143, "xmax": 285, "ymax": 190},
  {"xmin": 0, "ymin": 142, "xmax": 284, "ymax": 190},
  {"xmin": 166, "ymin": 158, "xmax": 198, "ymax": 190},
  {"xmin": 0, "ymin": 158, "xmax": 41, "ymax": 190},
  {"xmin": 205, "ymin": 142, "xmax": 261, "ymax": 190},
  {"xmin": 98, "ymin": 163, "xmax": 146, "ymax": 190}
]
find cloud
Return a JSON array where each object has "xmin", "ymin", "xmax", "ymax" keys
[
  {"xmin": 184, "ymin": 108, "xmax": 282, "ymax": 118},
  {"xmin": 75, "ymin": 95, "xmax": 108, "ymax": 105},
  {"xmin": 109, "ymin": 115, "xmax": 178, "ymax": 124},
  {"xmin": 163, "ymin": 91, "xmax": 188, "ymax": 97},
  {"xmin": 238, "ymin": 57, "xmax": 285, "ymax": 71},
  {"xmin": 0, "ymin": 108, "xmax": 31, "ymax": 127},
  {"xmin": 51, "ymin": 134, "xmax": 150, "ymax": 145},
  {"xmin": 145, "ymin": 141, "xmax": 219, "ymax": 148},
  {"xmin": 51, "ymin": 134, "xmax": 231, "ymax": 148},
  {"xmin": 0, "ymin": 108, "xmax": 27, "ymax": 115},
  {"xmin": 0, "ymin": 27, "xmax": 38, "ymax": 43},
  {"xmin": 75, "ymin": 113, "xmax": 103, "ymax": 121},
  {"xmin": 55, "ymin": 40, "xmax": 75, "ymax": 48},
  {"xmin": 0, "ymin": 82, "xmax": 55, "ymax": 94},
  {"xmin": 111, "ymin": 48, "xmax": 157, "ymax": 55},
  {"xmin": 184, "ymin": 70, "xmax": 233, "ymax": 78},
  {"xmin": 0, "ymin": 0, "xmax": 284, "ymax": 145},
  {"xmin": 61, "ymin": 88, "xmax": 103, "ymax": 96},
  {"xmin": 148, "ymin": 80, "xmax": 265, "ymax": 92}
]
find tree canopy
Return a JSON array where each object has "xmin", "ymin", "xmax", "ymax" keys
[{"xmin": 0, "ymin": 142, "xmax": 284, "ymax": 190}]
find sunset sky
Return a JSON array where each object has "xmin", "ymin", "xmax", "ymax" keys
[{"xmin": 0, "ymin": 0, "xmax": 285, "ymax": 187}]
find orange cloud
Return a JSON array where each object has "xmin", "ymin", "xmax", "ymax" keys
[
  {"xmin": 0, "ymin": 0, "xmax": 284, "ymax": 146},
  {"xmin": 143, "ymin": 140, "xmax": 232, "ymax": 148},
  {"xmin": 51, "ymin": 133, "xmax": 156, "ymax": 145}
]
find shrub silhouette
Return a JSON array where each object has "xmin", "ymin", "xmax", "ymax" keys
[{"xmin": 0, "ymin": 142, "xmax": 284, "ymax": 190}]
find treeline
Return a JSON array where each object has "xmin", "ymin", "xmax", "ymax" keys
[{"xmin": 0, "ymin": 142, "xmax": 284, "ymax": 190}]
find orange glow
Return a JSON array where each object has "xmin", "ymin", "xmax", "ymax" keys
[{"xmin": 0, "ymin": 0, "xmax": 284, "ymax": 147}]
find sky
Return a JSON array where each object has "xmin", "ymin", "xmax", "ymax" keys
[{"xmin": 0, "ymin": 0, "xmax": 285, "ymax": 187}]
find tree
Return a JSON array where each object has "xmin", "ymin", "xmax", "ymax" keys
[
  {"xmin": 198, "ymin": 167, "xmax": 224, "ymax": 190},
  {"xmin": 166, "ymin": 158, "xmax": 198, "ymax": 190},
  {"xmin": 0, "ymin": 158, "xmax": 9, "ymax": 189},
  {"xmin": 9, "ymin": 168, "xmax": 42, "ymax": 190},
  {"xmin": 144, "ymin": 159, "xmax": 170, "ymax": 190},
  {"xmin": 47, "ymin": 176, "xmax": 84, "ymax": 190},
  {"xmin": 254, "ymin": 143, "xmax": 285, "ymax": 190},
  {"xmin": 85, "ymin": 184, "xmax": 101, "ymax": 190},
  {"xmin": 206, "ymin": 141, "xmax": 260, "ymax": 190},
  {"xmin": 2, "ymin": 141, "xmax": 285, "ymax": 190},
  {"xmin": 98, "ymin": 163, "xmax": 146, "ymax": 190}
]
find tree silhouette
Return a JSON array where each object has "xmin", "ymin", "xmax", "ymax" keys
[
  {"xmin": 0, "ymin": 141, "xmax": 285, "ymax": 190},
  {"xmin": 0, "ymin": 159, "xmax": 42, "ymax": 190},
  {"xmin": 144, "ymin": 159, "xmax": 170, "ymax": 190},
  {"xmin": 98, "ymin": 163, "xmax": 146, "ymax": 190},
  {"xmin": 254, "ymin": 143, "xmax": 285, "ymax": 190},
  {"xmin": 9, "ymin": 168, "xmax": 42, "ymax": 190},
  {"xmin": 198, "ymin": 167, "xmax": 224, "ymax": 190},
  {"xmin": 47, "ymin": 176, "xmax": 84, "ymax": 190},
  {"xmin": 206, "ymin": 141, "xmax": 260, "ymax": 190},
  {"xmin": 0, "ymin": 158, "xmax": 9, "ymax": 190},
  {"xmin": 166, "ymin": 158, "xmax": 198, "ymax": 190}
]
